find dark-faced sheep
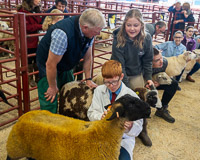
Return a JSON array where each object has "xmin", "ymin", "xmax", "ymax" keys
[{"xmin": 7, "ymin": 94, "xmax": 151, "ymax": 160}]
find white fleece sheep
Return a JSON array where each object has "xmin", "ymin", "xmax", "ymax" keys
[
  {"xmin": 181, "ymin": 49, "xmax": 200, "ymax": 80},
  {"xmin": 7, "ymin": 94, "xmax": 151, "ymax": 160},
  {"xmin": 95, "ymin": 28, "xmax": 113, "ymax": 47},
  {"xmin": 165, "ymin": 51, "xmax": 197, "ymax": 77},
  {"xmin": 59, "ymin": 81, "xmax": 94, "ymax": 120},
  {"xmin": 152, "ymin": 72, "xmax": 172, "ymax": 85},
  {"xmin": 0, "ymin": 21, "xmax": 14, "ymax": 57}
]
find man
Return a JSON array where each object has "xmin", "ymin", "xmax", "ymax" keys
[
  {"xmin": 168, "ymin": 2, "xmax": 185, "ymax": 40},
  {"xmin": 145, "ymin": 21, "xmax": 167, "ymax": 37},
  {"xmin": 87, "ymin": 60, "xmax": 143, "ymax": 160},
  {"xmin": 46, "ymin": 0, "xmax": 69, "ymax": 19},
  {"xmin": 155, "ymin": 30, "xmax": 186, "ymax": 57},
  {"xmin": 152, "ymin": 48, "xmax": 178, "ymax": 123},
  {"xmin": 36, "ymin": 8, "xmax": 106, "ymax": 113}
]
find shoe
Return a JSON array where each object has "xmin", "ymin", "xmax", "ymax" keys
[
  {"xmin": 155, "ymin": 108, "xmax": 175, "ymax": 123},
  {"xmin": 138, "ymin": 131, "xmax": 152, "ymax": 147},
  {"xmin": 186, "ymin": 75, "xmax": 195, "ymax": 82}
]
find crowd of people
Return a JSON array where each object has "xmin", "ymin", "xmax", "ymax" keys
[{"xmin": 15, "ymin": 0, "xmax": 200, "ymax": 159}]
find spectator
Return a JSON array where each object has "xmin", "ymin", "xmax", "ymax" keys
[
  {"xmin": 42, "ymin": 9, "xmax": 64, "ymax": 31},
  {"xmin": 145, "ymin": 21, "xmax": 167, "ymax": 37},
  {"xmin": 174, "ymin": 2, "xmax": 195, "ymax": 27},
  {"xmin": 155, "ymin": 30, "xmax": 186, "ymax": 57},
  {"xmin": 87, "ymin": 60, "xmax": 143, "ymax": 160},
  {"xmin": 168, "ymin": 2, "xmax": 185, "ymax": 40},
  {"xmin": 180, "ymin": 26, "xmax": 200, "ymax": 82},
  {"xmin": 46, "ymin": 0, "xmax": 69, "ymax": 19},
  {"xmin": 111, "ymin": 9, "xmax": 153, "ymax": 147},
  {"xmin": 36, "ymin": 8, "xmax": 106, "ymax": 113},
  {"xmin": 152, "ymin": 48, "xmax": 178, "ymax": 123},
  {"xmin": 17, "ymin": 0, "xmax": 42, "ymax": 87}
]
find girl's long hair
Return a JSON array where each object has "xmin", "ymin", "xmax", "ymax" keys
[{"xmin": 117, "ymin": 9, "xmax": 145, "ymax": 49}]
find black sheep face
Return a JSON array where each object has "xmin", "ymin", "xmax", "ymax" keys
[
  {"xmin": 146, "ymin": 90, "xmax": 158, "ymax": 108},
  {"xmin": 106, "ymin": 94, "xmax": 151, "ymax": 121}
]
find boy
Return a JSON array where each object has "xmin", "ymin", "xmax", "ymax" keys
[{"xmin": 87, "ymin": 60, "xmax": 143, "ymax": 160}]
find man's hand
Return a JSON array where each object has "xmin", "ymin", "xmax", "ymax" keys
[
  {"xmin": 86, "ymin": 80, "xmax": 98, "ymax": 89},
  {"xmin": 153, "ymin": 80, "xmax": 160, "ymax": 87},
  {"xmin": 145, "ymin": 80, "xmax": 154, "ymax": 89},
  {"xmin": 124, "ymin": 121, "xmax": 133, "ymax": 133},
  {"xmin": 44, "ymin": 86, "xmax": 59, "ymax": 103}
]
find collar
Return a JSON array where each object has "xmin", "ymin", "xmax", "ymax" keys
[{"xmin": 173, "ymin": 41, "xmax": 181, "ymax": 48}]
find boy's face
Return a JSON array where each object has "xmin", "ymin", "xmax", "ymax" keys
[
  {"xmin": 103, "ymin": 74, "xmax": 124, "ymax": 92},
  {"xmin": 175, "ymin": 3, "xmax": 181, "ymax": 11},
  {"xmin": 152, "ymin": 52, "xmax": 163, "ymax": 68},
  {"xmin": 56, "ymin": 2, "xmax": 66, "ymax": 12},
  {"xmin": 174, "ymin": 33, "xmax": 183, "ymax": 46}
]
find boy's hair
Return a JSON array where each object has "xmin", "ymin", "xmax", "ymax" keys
[
  {"xmin": 55, "ymin": 0, "xmax": 67, "ymax": 6},
  {"xmin": 186, "ymin": 25, "xmax": 194, "ymax": 31},
  {"xmin": 101, "ymin": 60, "xmax": 122, "ymax": 78},
  {"xmin": 153, "ymin": 47, "xmax": 160, "ymax": 56},
  {"xmin": 173, "ymin": 30, "xmax": 183, "ymax": 37}
]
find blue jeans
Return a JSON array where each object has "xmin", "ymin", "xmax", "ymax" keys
[{"xmin": 119, "ymin": 147, "xmax": 131, "ymax": 160}]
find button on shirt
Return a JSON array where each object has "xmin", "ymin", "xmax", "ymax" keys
[
  {"xmin": 50, "ymin": 24, "xmax": 94, "ymax": 56},
  {"xmin": 155, "ymin": 41, "xmax": 186, "ymax": 57}
]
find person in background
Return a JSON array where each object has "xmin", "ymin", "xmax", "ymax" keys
[
  {"xmin": 17, "ymin": 0, "xmax": 42, "ymax": 87},
  {"xmin": 152, "ymin": 48, "xmax": 178, "ymax": 123},
  {"xmin": 168, "ymin": 2, "xmax": 185, "ymax": 40},
  {"xmin": 155, "ymin": 30, "xmax": 186, "ymax": 57},
  {"xmin": 42, "ymin": 9, "xmax": 64, "ymax": 31},
  {"xmin": 87, "ymin": 60, "xmax": 143, "ymax": 160},
  {"xmin": 46, "ymin": 0, "xmax": 69, "ymax": 19},
  {"xmin": 180, "ymin": 26, "xmax": 200, "ymax": 82},
  {"xmin": 36, "ymin": 8, "xmax": 106, "ymax": 114},
  {"xmin": 145, "ymin": 21, "xmax": 167, "ymax": 37},
  {"xmin": 111, "ymin": 9, "xmax": 153, "ymax": 147},
  {"xmin": 174, "ymin": 2, "xmax": 195, "ymax": 27}
]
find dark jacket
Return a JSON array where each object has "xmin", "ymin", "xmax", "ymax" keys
[
  {"xmin": 36, "ymin": 16, "xmax": 93, "ymax": 78},
  {"xmin": 181, "ymin": 36, "xmax": 196, "ymax": 51},
  {"xmin": 17, "ymin": 3, "xmax": 42, "ymax": 49},
  {"xmin": 111, "ymin": 28, "xmax": 153, "ymax": 87}
]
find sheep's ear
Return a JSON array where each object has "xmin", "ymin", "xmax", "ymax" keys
[
  {"xmin": 104, "ymin": 104, "xmax": 111, "ymax": 110},
  {"xmin": 106, "ymin": 107, "xmax": 124, "ymax": 121}
]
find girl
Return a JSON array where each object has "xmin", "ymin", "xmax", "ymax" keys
[
  {"xmin": 17, "ymin": 0, "xmax": 42, "ymax": 87},
  {"xmin": 111, "ymin": 9, "xmax": 154, "ymax": 147},
  {"xmin": 181, "ymin": 26, "xmax": 200, "ymax": 82},
  {"xmin": 42, "ymin": 9, "xmax": 64, "ymax": 31}
]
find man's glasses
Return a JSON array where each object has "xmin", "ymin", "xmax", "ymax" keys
[
  {"xmin": 104, "ymin": 77, "xmax": 120, "ymax": 86},
  {"xmin": 174, "ymin": 36, "xmax": 182, "ymax": 39}
]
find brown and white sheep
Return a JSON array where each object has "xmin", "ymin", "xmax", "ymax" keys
[
  {"xmin": 7, "ymin": 94, "xmax": 151, "ymax": 160},
  {"xmin": 165, "ymin": 51, "xmax": 197, "ymax": 77},
  {"xmin": 59, "ymin": 81, "xmax": 94, "ymax": 120}
]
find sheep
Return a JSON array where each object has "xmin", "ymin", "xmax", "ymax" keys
[
  {"xmin": 181, "ymin": 49, "xmax": 200, "ymax": 80},
  {"xmin": 0, "ymin": 21, "xmax": 14, "ymax": 57},
  {"xmin": 0, "ymin": 85, "xmax": 8, "ymax": 104},
  {"xmin": 95, "ymin": 27, "xmax": 113, "ymax": 47},
  {"xmin": 92, "ymin": 73, "xmax": 104, "ymax": 85},
  {"xmin": 7, "ymin": 94, "xmax": 151, "ymax": 160},
  {"xmin": 165, "ymin": 51, "xmax": 197, "ymax": 77},
  {"xmin": 59, "ymin": 81, "xmax": 94, "ymax": 120},
  {"xmin": 152, "ymin": 72, "xmax": 172, "ymax": 85}
]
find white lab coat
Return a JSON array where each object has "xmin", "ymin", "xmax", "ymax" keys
[{"xmin": 87, "ymin": 82, "xmax": 143, "ymax": 159}]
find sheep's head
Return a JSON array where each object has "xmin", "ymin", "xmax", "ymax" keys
[
  {"xmin": 134, "ymin": 87, "xmax": 158, "ymax": 108},
  {"xmin": 0, "ymin": 21, "xmax": 8, "ymax": 30},
  {"xmin": 105, "ymin": 94, "xmax": 151, "ymax": 121},
  {"xmin": 183, "ymin": 51, "xmax": 197, "ymax": 61}
]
